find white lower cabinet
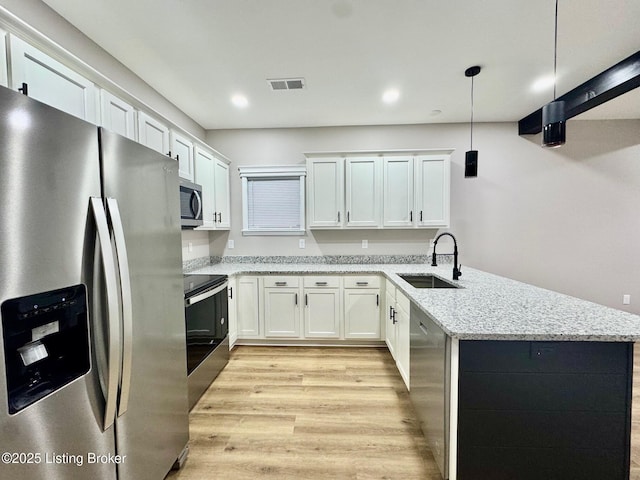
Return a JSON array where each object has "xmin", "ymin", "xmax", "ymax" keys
[
  {"xmin": 236, "ymin": 276, "xmax": 260, "ymax": 338},
  {"xmin": 344, "ymin": 276, "xmax": 381, "ymax": 339},
  {"xmin": 228, "ymin": 277, "xmax": 237, "ymax": 348},
  {"xmin": 303, "ymin": 277, "xmax": 341, "ymax": 338},
  {"xmin": 263, "ymin": 277, "xmax": 301, "ymax": 338},
  {"xmin": 384, "ymin": 279, "xmax": 410, "ymax": 389}
]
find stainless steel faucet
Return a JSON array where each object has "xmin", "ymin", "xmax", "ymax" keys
[{"xmin": 431, "ymin": 232, "xmax": 462, "ymax": 280}]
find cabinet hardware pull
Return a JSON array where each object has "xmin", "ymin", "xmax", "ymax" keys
[
  {"xmin": 275, "ymin": 282, "xmax": 287, "ymax": 286},
  {"xmin": 305, "ymin": 294, "xmax": 308, "ymax": 306},
  {"xmin": 410, "ymin": 211, "xmax": 413, "ymax": 222},
  {"xmin": 356, "ymin": 281, "xmax": 369, "ymax": 286},
  {"xmin": 392, "ymin": 308, "xmax": 398, "ymax": 324},
  {"xmin": 176, "ymin": 154, "xmax": 180, "ymax": 161},
  {"xmin": 166, "ymin": 150, "xmax": 172, "ymax": 157},
  {"xmin": 295, "ymin": 293, "xmax": 298, "ymax": 305},
  {"xmin": 315, "ymin": 282, "xmax": 328, "ymax": 286},
  {"xmin": 389, "ymin": 306, "xmax": 394, "ymax": 320},
  {"xmin": 229, "ymin": 287, "xmax": 233, "ymax": 299},
  {"xmin": 213, "ymin": 211, "xmax": 217, "ymax": 222},
  {"xmin": 376, "ymin": 294, "xmax": 379, "ymax": 306},
  {"xmin": 420, "ymin": 211, "xmax": 423, "ymax": 222},
  {"xmin": 18, "ymin": 82, "xmax": 28, "ymax": 96},
  {"xmin": 337, "ymin": 211, "xmax": 340, "ymax": 222},
  {"xmin": 218, "ymin": 212, "xmax": 222, "ymax": 223},
  {"xmin": 347, "ymin": 211, "xmax": 350, "ymax": 222}
]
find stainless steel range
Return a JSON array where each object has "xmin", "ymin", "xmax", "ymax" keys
[{"xmin": 183, "ymin": 274, "xmax": 229, "ymax": 409}]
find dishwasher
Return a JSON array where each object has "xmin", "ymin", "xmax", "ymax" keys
[{"xmin": 410, "ymin": 303, "xmax": 451, "ymax": 479}]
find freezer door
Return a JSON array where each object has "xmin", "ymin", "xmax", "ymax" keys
[
  {"xmin": 0, "ymin": 86, "xmax": 117, "ymax": 479},
  {"xmin": 99, "ymin": 128, "xmax": 189, "ymax": 480}
]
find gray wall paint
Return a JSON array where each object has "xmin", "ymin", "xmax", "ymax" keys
[
  {"xmin": 207, "ymin": 120, "xmax": 640, "ymax": 315},
  {"xmin": 0, "ymin": 0, "xmax": 206, "ymax": 140}
]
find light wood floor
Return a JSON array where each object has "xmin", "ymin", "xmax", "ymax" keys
[{"xmin": 168, "ymin": 345, "xmax": 640, "ymax": 480}]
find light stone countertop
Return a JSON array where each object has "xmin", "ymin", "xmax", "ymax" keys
[{"xmin": 189, "ymin": 262, "xmax": 640, "ymax": 342}]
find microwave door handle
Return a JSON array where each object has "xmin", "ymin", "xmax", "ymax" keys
[
  {"xmin": 90, "ymin": 198, "xmax": 121, "ymax": 431},
  {"xmin": 191, "ymin": 190, "xmax": 202, "ymax": 219},
  {"xmin": 106, "ymin": 198, "xmax": 133, "ymax": 417}
]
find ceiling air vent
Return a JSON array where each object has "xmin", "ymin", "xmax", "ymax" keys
[{"xmin": 268, "ymin": 78, "xmax": 305, "ymax": 91}]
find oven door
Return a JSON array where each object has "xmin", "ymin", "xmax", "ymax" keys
[{"xmin": 184, "ymin": 282, "xmax": 228, "ymax": 375}]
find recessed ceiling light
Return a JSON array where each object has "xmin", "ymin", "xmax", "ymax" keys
[
  {"xmin": 231, "ymin": 94, "xmax": 249, "ymax": 108},
  {"xmin": 531, "ymin": 75, "xmax": 555, "ymax": 92},
  {"xmin": 382, "ymin": 89, "xmax": 400, "ymax": 104}
]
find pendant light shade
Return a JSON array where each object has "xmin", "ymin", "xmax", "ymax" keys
[
  {"xmin": 542, "ymin": 0, "xmax": 566, "ymax": 147},
  {"xmin": 465, "ymin": 65, "xmax": 481, "ymax": 178},
  {"xmin": 542, "ymin": 99, "xmax": 566, "ymax": 147}
]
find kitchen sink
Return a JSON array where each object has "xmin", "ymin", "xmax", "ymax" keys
[{"xmin": 398, "ymin": 274, "xmax": 460, "ymax": 289}]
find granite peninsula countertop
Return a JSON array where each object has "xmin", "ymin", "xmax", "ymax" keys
[{"xmin": 189, "ymin": 261, "xmax": 640, "ymax": 342}]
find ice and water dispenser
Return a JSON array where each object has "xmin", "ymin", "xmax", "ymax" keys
[{"xmin": 1, "ymin": 284, "xmax": 90, "ymax": 414}]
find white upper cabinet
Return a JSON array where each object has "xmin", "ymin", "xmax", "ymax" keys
[
  {"xmin": 195, "ymin": 146, "xmax": 215, "ymax": 226},
  {"xmin": 383, "ymin": 156, "xmax": 414, "ymax": 228},
  {"xmin": 170, "ymin": 131, "xmax": 195, "ymax": 181},
  {"xmin": 100, "ymin": 90, "xmax": 136, "ymax": 140},
  {"xmin": 415, "ymin": 154, "xmax": 450, "ymax": 227},
  {"xmin": 306, "ymin": 157, "xmax": 345, "ymax": 228},
  {"xmin": 345, "ymin": 157, "xmax": 382, "ymax": 228},
  {"xmin": 138, "ymin": 111, "xmax": 169, "ymax": 155},
  {"xmin": 8, "ymin": 35, "xmax": 98, "ymax": 123},
  {"xmin": 0, "ymin": 29, "xmax": 8, "ymax": 87},
  {"xmin": 213, "ymin": 158, "xmax": 231, "ymax": 229},
  {"xmin": 194, "ymin": 145, "xmax": 231, "ymax": 230}
]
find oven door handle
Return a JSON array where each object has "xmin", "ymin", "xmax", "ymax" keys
[{"xmin": 185, "ymin": 282, "xmax": 228, "ymax": 306}]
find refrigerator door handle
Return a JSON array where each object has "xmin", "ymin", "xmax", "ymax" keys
[
  {"xmin": 107, "ymin": 197, "xmax": 133, "ymax": 417},
  {"xmin": 90, "ymin": 197, "xmax": 121, "ymax": 431}
]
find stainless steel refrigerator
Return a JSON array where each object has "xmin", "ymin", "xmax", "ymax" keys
[{"xmin": 0, "ymin": 85, "xmax": 189, "ymax": 479}]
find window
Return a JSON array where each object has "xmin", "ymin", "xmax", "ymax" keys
[{"xmin": 239, "ymin": 166, "xmax": 306, "ymax": 235}]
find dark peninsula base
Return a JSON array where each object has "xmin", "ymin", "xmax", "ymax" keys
[{"xmin": 457, "ymin": 340, "xmax": 633, "ymax": 480}]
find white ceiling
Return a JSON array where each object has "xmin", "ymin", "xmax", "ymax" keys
[{"xmin": 41, "ymin": 0, "xmax": 640, "ymax": 130}]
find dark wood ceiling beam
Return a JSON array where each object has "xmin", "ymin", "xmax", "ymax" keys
[{"xmin": 518, "ymin": 50, "xmax": 640, "ymax": 135}]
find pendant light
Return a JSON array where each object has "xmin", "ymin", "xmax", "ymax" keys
[
  {"xmin": 464, "ymin": 65, "xmax": 481, "ymax": 178},
  {"xmin": 542, "ymin": 0, "xmax": 566, "ymax": 147}
]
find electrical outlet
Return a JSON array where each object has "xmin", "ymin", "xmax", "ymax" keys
[
  {"xmin": 228, "ymin": 240, "xmax": 235, "ymax": 249},
  {"xmin": 299, "ymin": 239, "xmax": 306, "ymax": 249},
  {"xmin": 362, "ymin": 239, "xmax": 368, "ymax": 249},
  {"xmin": 623, "ymin": 294, "xmax": 631, "ymax": 305}
]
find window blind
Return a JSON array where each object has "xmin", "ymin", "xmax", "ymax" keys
[{"xmin": 246, "ymin": 177, "xmax": 301, "ymax": 230}]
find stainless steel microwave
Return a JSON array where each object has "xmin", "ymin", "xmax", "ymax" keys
[{"xmin": 179, "ymin": 179, "xmax": 203, "ymax": 228}]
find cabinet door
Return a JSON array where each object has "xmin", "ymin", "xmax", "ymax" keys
[
  {"xmin": 171, "ymin": 131, "xmax": 195, "ymax": 181},
  {"xmin": 383, "ymin": 156, "xmax": 414, "ymax": 227},
  {"xmin": 9, "ymin": 35, "xmax": 97, "ymax": 123},
  {"xmin": 415, "ymin": 155, "xmax": 450, "ymax": 227},
  {"xmin": 384, "ymin": 283, "xmax": 397, "ymax": 359},
  {"xmin": 213, "ymin": 158, "xmax": 231, "ymax": 229},
  {"xmin": 237, "ymin": 277, "xmax": 260, "ymax": 338},
  {"xmin": 395, "ymin": 292, "xmax": 411, "ymax": 388},
  {"xmin": 264, "ymin": 288, "xmax": 301, "ymax": 337},
  {"xmin": 0, "ymin": 29, "xmax": 8, "ymax": 87},
  {"xmin": 304, "ymin": 289, "xmax": 340, "ymax": 338},
  {"xmin": 227, "ymin": 277, "xmax": 237, "ymax": 348},
  {"xmin": 138, "ymin": 111, "xmax": 169, "ymax": 154},
  {"xmin": 345, "ymin": 157, "xmax": 382, "ymax": 227},
  {"xmin": 100, "ymin": 90, "xmax": 136, "ymax": 140},
  {"xmin": 194, "ymin": 146, "xmax": 215, "ymax": 227},
  {"xmin": 307, "ymin": 157, "xmax": 344, "ymax": 228},
  {"xmin": 344, "ymin": 289, "xmax": 381, "ymax": 339}
]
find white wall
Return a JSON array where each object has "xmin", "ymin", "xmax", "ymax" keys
[
  {"xmin": 0, "ymin": 0, "xmax": 206, "ymax": 140},
  {"xmin": 207, "ymin": 120, "xmax": 640, "ymax": 315}
]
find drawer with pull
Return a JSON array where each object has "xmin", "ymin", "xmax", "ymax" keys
[
  {"xmin": 263, "ymin": 276, "xmax": 300, "ymax": 288},
  {"xmin": 343, "ymin": 275, "xmax": 381, "ymax": 289},
  {"xmin": 303, "ymin": 276, "xmax": 340, "ymax": 288}
]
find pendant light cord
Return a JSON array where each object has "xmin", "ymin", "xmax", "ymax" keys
[
  {"xmin": 470, "ymin": 74, "xmax": 474, "ymax": 150},
  {"xmin": 553, "ymin": 0, "xmax": 558, "ymax": 100}
]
